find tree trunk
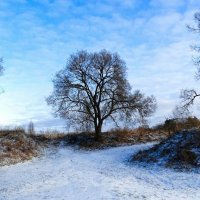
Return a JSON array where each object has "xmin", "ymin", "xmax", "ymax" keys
[{"xmin": 95, "ymin": 122, "xmax": 103, "ymax": 141}]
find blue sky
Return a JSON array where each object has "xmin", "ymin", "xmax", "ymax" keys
[{"xmin": 0, "ymin": 0, "xmax": 200, "ymax": 130}]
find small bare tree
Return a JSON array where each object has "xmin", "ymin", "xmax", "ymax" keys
[
  {"xmin": 179, "ymin": 11, "xmax": 200, "ymax": 111},
  {"xmin": 47, "ymin": 50, "xmax": 157, "ymax": 141},
  {"xmin": 28, "ymin": 121, "xmax": 35, "ymax": 135}
]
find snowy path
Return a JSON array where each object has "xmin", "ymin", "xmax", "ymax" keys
[{"xmin": 0, "ymin": 143, "xmax": 200, "ymax": 200}]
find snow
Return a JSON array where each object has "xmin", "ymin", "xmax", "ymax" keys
[{"xmin": 0, "ymin": 143, "xmax": 200, "ymax": 200}]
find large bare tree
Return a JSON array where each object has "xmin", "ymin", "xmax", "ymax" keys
[
  {"xmin": 47, "ymin": 50, "xmax": 156, "ymax": 140},
  {"xmin": 180, "ymin": 11, "xmax": 200, "ymax": 111}
]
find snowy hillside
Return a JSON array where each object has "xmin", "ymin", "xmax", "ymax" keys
[
  {"xmin": 1, "ymin": 143, "xmax": 200, "ymax": 200},
  {"xmin": 133, "ymin": 130, "xmax": 200, "ymax": 169}
]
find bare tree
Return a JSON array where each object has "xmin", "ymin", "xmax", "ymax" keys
[
  {"xmin": 47, "ymin": 50, "xmax": 157, "ymax": 140},
  {"xmin": 187, "ymin": 12, "xmax": 200, "ymax": 68},
  {"xmin": 180, "ymin": 11, "xmax": 200, "ymax": 111},
  {"xmin": 28, "ymin": 121, "xmax": 35, "ymax": 135},
  {"xmin": 172, "ymin": 105, "xmax": 190, "ymax": 119}
]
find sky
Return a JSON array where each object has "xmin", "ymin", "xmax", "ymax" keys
[{"xmin": 0, "ymin": 0, "xmax": 200, "ymax": 131}]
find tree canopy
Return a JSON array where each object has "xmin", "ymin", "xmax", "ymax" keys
[{"xmin": 47, "ymin": 50, "xmax": 156, "ymax": 140}]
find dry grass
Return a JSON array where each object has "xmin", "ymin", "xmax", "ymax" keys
[
  {"xmin": 31, "ymin": 128, "xmax": 168, "ymax": 150},
  {"xmin": 0, "ymin": 128, "xmax": 40, "ymax": 166},
  {"xmin": 29, "ymin": 130, "xmax": 67, "ymax": 146}
]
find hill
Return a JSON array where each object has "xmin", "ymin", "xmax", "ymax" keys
[
  {"xmin": 132, "ymin": 129, "xmax": 200, "ymax": 169},
  {"xmin": 0, "ymin": 129, "xmax": 40, "ymax": 166}
]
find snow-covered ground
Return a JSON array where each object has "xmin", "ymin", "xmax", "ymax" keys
[{"xmin": 0, "ymin": 143, "xmax": 200, "ymax": 200}]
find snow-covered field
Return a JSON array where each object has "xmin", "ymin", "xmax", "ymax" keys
[{"xmin": 1, "ymin": 143, "xmax": 200, "ymax": 200}]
